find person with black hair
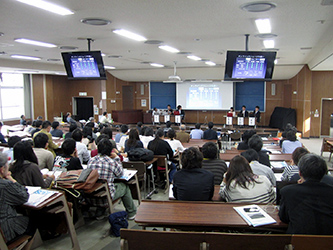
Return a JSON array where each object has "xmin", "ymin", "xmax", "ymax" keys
[
  {"xmin": 279, "ymin": 154, "xmax": 333, "ymax": 234},
  {"xmin": 0, "ymin": 122, "xmax": 7, "ymax": 143},
  {"xmin": 115, "ymin": 124, "xmax": 129, "ymax": 143},
  {"xmin": 251, "ymin": 106, "xmax": 261, "ymax": 123},
  {"xmin": 54, "ymin": 138, "xmax": 82, "ymax": 171},
  {"xmin": 175, "ymin": 105, "xmax": 185, "ymax": 121},
  {"xmin": 238, "ymin": 105, "xmax": 249, "ymax": 117},
  {"xmin": 20, "ymin": 114, "xmax": 27, "ymax": 125},
  {"xmin": 282, "ymin": 130, "xmax": 302, "ymax": 154},
  {"xmin": 163, "ymin": 121, "xmax": 172, "ymax": 137},
  {"xmin": 280, "ymin": 123, "xmax": 295, "ymax": 147},
  {"xmin": 190, "ymin": 123, "xmax": 203, "ymax": 139},
  {"xmin": 101, "ymin": 126, "xmax": 113, "ymax": 140},
  {"xmin": 31, "ymin": 120, "xmax": 42, "ymax": 137},
  {"xmin": 82, "ymin": 126, "xmax": 97, "ymax": 150},
  {"xmin": 139, "ymin": 127, "xmax": 154, "ymax": 148},
  {"xmin": 166, "ymin": 104, "xmax": 173, "ymax": 115},
  {"xmin": 203, "ymin": 122, "xmax": 218, "ymax": 140},
  {"xmin": 33, "ymin": 121, "xmax": 59, "ymax": 157},
  {"xmin": 201, "ymin": 142, "xmax": 227, "ymax": 185},
  {"xmin": 64, "ymin": 122, "xmax": 78, "ymax": 139},
  {"xmin": 237, "ymin": 130, "xmax": 256, "ymax": 150},
  {"xmin": 10, "ymin": 141, "xmax": 54, "ymax": 188},
  {"xmin": 241, "ymin": 149, "xmax": 276, "ymax": 186},
  {"xmin": 248, "ymin": 134, "xmax": 271, "ymax": 167},
  {"xmin": 90, "ymin": 134, "xmax": 110, "ymax": 158},
  {"xmin": 173, "ymin": 147, "xmax": 214, "ymax": 201},
  {"xmin": 3, "ymin": 136, "xmax": 21, "ymax": 164},
  {"xmin": 72, "ymin": 128, "xmax": 90, "ymax": 164},
  {"xmin": 88, "ymin": 138, "xmax": 136, "ymax": 220},
  {"xmin": 33, "ymin": 133, "xmax": 54, "ymax": 170},
  {"xmin": 165, "ymin": 128, "xmax": 184, "ymax": 154},
  {"xmin": 281, "ymin": 147, "xmax": 309, "ymax": 181},
  {"xmin": 50, "ymin": 121, "xmax": 63, "ymax": 138},
  {"xmin": 66, "ymin": 112, "xmax": 76, "ymax": 124},
  {"xmin": 219, "ymin": 155, "xmax": 275, "ymax": 203},
  {"xmin": 124, "ymin": 128, "xmax": 143, "ymax": 153},
  {"xmin": 24, "ymin": 120, "xmax": 33, "ymax": 133},
  {"xmin": 136, "ymin": 122, "xmax": 143, "ymax": 135},
  {"xmin": 148, "ymin": 128, "xmax": 177, "ymax": 183}
]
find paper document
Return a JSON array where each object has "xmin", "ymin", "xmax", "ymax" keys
[
  {"xmin": 40, "ymin": 169, "xmax": 63, "ymax": 180},
  {"xmin": 270, "ymin": 161, "xmax": 288, "ymax": 169},
  {"xmin": 24, "ymin": 189, "xmax": 58, "ymax": 207},
  {"xmin": 233, "ymin": 205, "xmax": 276, "ymax": 227},
  {"xmin": 116, "ymin": 169, "xmax": 137, "ymax": 181}
]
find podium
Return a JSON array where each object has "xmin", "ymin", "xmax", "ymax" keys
[
  {"xmin": 237, "ymin": 117, "xmax": 244, "ymax": 126},
  {"xmin": 175, "ymin": 115, "xmax": 181, "ymax": 124},
  {"xmin": 249, "ymin": 117, "xmax": 256, "ymax": 126},
  {"xmin": 226, "ymin": 117, "xmax": 233, "ymax": 125}
]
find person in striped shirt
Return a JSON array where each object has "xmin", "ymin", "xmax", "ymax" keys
[{"xmin": 281, "ymin": 147, "xmax": 309, "ymax": 181}]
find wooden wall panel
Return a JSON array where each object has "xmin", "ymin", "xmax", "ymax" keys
[{"xmin": 31, "ymin": 75, "xmax": 45, "ymax": 120}]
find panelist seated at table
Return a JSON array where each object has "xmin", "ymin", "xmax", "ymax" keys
[
  {"xmin": 176, "ymin": 124, "xmax": 190, "ymax": 143},
  {"xmin": 250, "ymin": 106, "xmax": 261, "ymax": 123},
  {"xmin": 0, "ymin": 152, "xmax": 36, "ymax": 249},
  {"xmin": 173, "ymin": 147, "xmax": 214, "ymax": 201},
  {"xmin": 203, "ymin": 122, "xmax": 218, "ymax": 140},
  {"xmin": 201, "ymin": 142, "xmax": 227, "ymax": 185},
  {"xmin": 279, "ymin": 154, "xmax": 333, "ymax": 235},
  {"xmin": 219, "ymin": 155, "xmax": 276, "ymax": 203},
  {"xmin": 166, "ymin": 104, "xmax": 173, "ymax": 115},
  {"xmin": 174, "ymin": 105, "xmax": 185, "ymax": 121},
  {"xmin": 237, "ymin": 105, "xmax": 249, "ymax": 118},
  {"xmin": 227, "ymin": 107, "xmax": 236, "ymax": 117},
  {"xmin": 248, "ymin": 135, "xmax": 271, "ymax": 167},
  {"xmin": 10, "ymin": 141, "xmax": 54, "ymax": 188},
  {"xmin": 237, "ymin": 130, "xmax": 256, "ymax": 150},
  {"xmin": 241, "ymin": 149, "xmax": 276, "ymax": 186},
  {"xmin": 190, "ymin": 123, "xmax": 204, "ymax": 139}
]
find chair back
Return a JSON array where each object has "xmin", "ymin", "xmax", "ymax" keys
[
  {"xmin": 122, "ymin": 161, "xmax": 146, "ymax": 181},
  {"xmin": 291, "ymin": 234, "xmax": 333, "ymax": 250}
]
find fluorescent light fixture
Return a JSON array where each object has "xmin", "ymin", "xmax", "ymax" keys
[
  {"xmin": 112, "ymin": 29, "xmax": 147, "ymax": 42},
  {"xmin": 274, "ymin": 59, "xmax": 278, "ymax": 64},
  {"xmin": 255, "ymin": 18, "xmax": 271, "ymax": 33},
  {"xmin": 187, "ymin": 55, "xmax": 202, "ymax": 61},
  {"xmin": 263, "ymin": 39, "xmax": 275, "ymax": 48},
  {"xmin": 15, "ymin": 38, "xmax": 57, "ymax": 48},
  {"xmin": 205, "ymin": 61, "xmax": 216, "ymax": 66},
  {"xmin": 101, "ymin": 53, "xmax": 106, "ymax": 57},
  {"xmin": 16, "ymin": 0, "xmax": 74, "ymax": 15},
  {"xmin": 158, "ymin": 45, "xmax": 179, "ymax": 53},
  {"xmin": 11, "ymin": 54, "xmax": 41, "ymax": 60},
  {"xmin": 150, "ymin": 63, "xmax": 164, "ymax": 67},
  {"xmin": 104, "ymin": 66, "xmax": 116, "ymax": 69}
]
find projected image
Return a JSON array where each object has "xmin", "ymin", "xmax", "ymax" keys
[
  {"xmin": 232, "ymin": 55, "xmax": 267, "ymax": 79},
  {"xmin": 187, "ymin": 84, "xmax": 221, "ymax": 109},
  {"xmin": 70, "ymin": 55, "xmax": 100, "ymax": 78}
]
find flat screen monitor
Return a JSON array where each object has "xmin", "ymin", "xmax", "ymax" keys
[
  {"xmin": 61, "ymin": 51, "xmax": 107, "ymax": 80},
  {"xmin": 224, "ymin": 51, "xmax": 276, "ymax": 81}
]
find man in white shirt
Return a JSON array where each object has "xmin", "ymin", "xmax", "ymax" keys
[{"xmin": 72, "ymin": 128, "xmax": 91, "ymax": 164}]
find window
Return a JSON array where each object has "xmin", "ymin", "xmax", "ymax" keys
[{"xmin": 0, "ymin": 73, "xmax": 25, "ymax": 120}]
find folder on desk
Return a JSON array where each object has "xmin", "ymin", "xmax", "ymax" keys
[
  {"xmin": 233, "ymin": 205, "xmax": 276, "ymax": 227},
  {"xmin": 116, "ymin": 169, "xmax": 137, "ymax": 181},
  {"xmin": 24, "ymin": 188, "xmax": 58, "ymax": 207}
]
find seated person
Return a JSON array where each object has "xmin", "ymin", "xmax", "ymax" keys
[
  {"xmin": 90, "ymin": 134, "xmax": 110, "ymax": 158},
  {"xmin": 100, "ymin": 111, "xmax": 112, "ymax": 124},
  {"xmin": 250, "ymin": 106, "xmax": 261, "ymax": 123},
  {"xmin": 20, "ymin": 114, "xmax": 27, "ymax": 125},
  {"xmin": 227, "ymin": 107, "xmax": 236, "ymax": 117},
  {"xmin": 64, "ymin": 122, "xmax": 77, "ymax": 139},
  {"xmin": 152, "ymin": 107, "xmax": 159, "ymax": 116},
  {"xmin": 50, "ymin": 121, "xmax": 63, "ymax": 138},
  {"xmin": 136, "ymin": 122, "xmax": 143, "ymax": 135},
  {"xmin": 174, "ymin": 105, "xmax": 185, "ymax": 121},
  {"xmin": 219, "ymin": 155, "xmax": 275, "ymax": 203},
  {"xmin": 30, "ymin": 120, "xmax": 42, "ymax": 137},
  {"xmin": 241, "ymin": 149, "xmax": 276, "ymax": 186},
  {"xmin": 33, "ymin": 121, "xmax": 59, "ymax": 158},
  {"xmin": 280, "ymin": 123, "xmax": 295, "ymax": 147},
  {"xmin": 87, "ymin": 138, "xmax": 136, "ymax": 220},
  {"xmin": 66, "ymin": 112, "xmax": 76, "ymax": 124},
  {"xmin": 203, "ymin": 122, "xmax": 218, "ymax": 140},
  {"xmin": 190, "ymin": 123, "xmax": 203, "ymax": 139},
  {"xmin": 237, "ymin": 105, "xmax": 249, "ymax": 117},
  {"xmin": 54, "ymin": 138, "xmax": 83, "ymax": 171},
  {"xmin": 82, "ymin": 126, "xmax": 97, "ymax": 150},
  {"xmin": 10, "ymin": 141, "xmax": 54, "ymax": 188},
  {"xmin": 148, "ymin": 129, "xmax": 177, "ymax": 183},
  {"xmin": 124, "ymin": 128, "xmax": 143, "ymax": 153},
  {"xmin": 24, "ymin": 120, "xmax": 33, "ymax": 133},
  {"xmin": 0, "ymin": 122, "xmax": 7, "ymax": 143},
  {"xmin": 163, "ymin": 121, "xmax": 172, "ymax": 137},
  {"xmin": 115, "ymin": 124, "xmax": 129, "ymax": 143},
  {"xmin": 237, "ymin": 130, "xmax": 256, "ymax": 150},
  {"xmin": 282, "ymin": 130, "xmax": 302, "ymax": 154},
  {"xmin": 176, "ymin": 124, "xmax": 190, "ymax": 143},
  {"xmin": 248, "ymin": 134, "xmax": 271, "ymax": 167},
  {"xmin": 165, "ymin": 129, "xmax": 185, "ymax": 155},
  {"xmin": 3, "ymin": 136, "xmax": 21, "ymax": 164},
  {"xmin": 279, "ymin": 153, "xmax": 333, "ymax": 234},
  {"xmin": 201, "ymin": 142, "xmax": 227, "ymax": 185},
  {"xmin": 72, "ymin": 129, "xmax": 90, "ymax": 164},
  {"xmin": 0, "ymin": 152, "xmax": 36, "ymax": 248},
  {"xmin": 33, "ymin": 133, "xmax": 54, "ymax": 170},
  {"xmin": 139, "ymin": 127, "xmax": 154, "ymax": 148},
  {"xmin": 281, "ymin": 147, "xmax": 309, "ymax": 181},
  {"xmin": 173, "ymin": 147, "xmax": 214, "ymax": 201},
  {"xmin": 166, "ymin": 104, "xmax": 173, "ymax": 115}
]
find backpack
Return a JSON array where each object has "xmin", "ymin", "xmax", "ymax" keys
[
  {"xmin": 127, "ymin": 148, "xmax": 154, "ymax": 162},
  {"xmin": 108, "ymin": 211, "xmax": 128, "ymax": 237},
  {"xmin": 55, "ymin": 169, "xmax": 99, "ymax": 190}
]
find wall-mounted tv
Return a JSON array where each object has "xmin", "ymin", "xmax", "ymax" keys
[
  {"xmin": 224, "ymin": 51, "xmax": 276, "ymax": 81},
  {"xmin": 61, "ymin": 51, "xmax": 107, "ymax": 80}
]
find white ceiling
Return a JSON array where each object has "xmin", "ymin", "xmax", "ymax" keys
[{"xmin": 0, "ymin": 0, "xmax": 332, "ymax": 81}]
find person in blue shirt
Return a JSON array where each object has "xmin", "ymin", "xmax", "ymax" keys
[
  {"xmin": 20, "ymin": 115, "xmax": 27, "ymax": 125},
  {"xmin": 190, "ymin": 123, "xmax": 203, "ymax": 139},
  {"xmin": 50, "ymin": 121, "xmax": 63, "ymax": 138},
  {"xmin": 0, "ymin": 122, "xmax": 7, "ymax": 143},
  {"xmin": 66, "ymin": 112, "xmax": 76, "ymax": 124},
  {"xmin": 115, "ymin": 124, "xmax": 129, "ymax": 143}
]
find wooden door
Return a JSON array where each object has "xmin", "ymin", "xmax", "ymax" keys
[
  {"xmin": 321, "ymin": 99, "xmax": 333, "ymax": 136},
  {"xmin": 122, "ymin": 85, "xmax": 134, "ymax": 110}
]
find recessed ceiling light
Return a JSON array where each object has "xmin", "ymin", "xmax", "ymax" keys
[
  {"xmin": 47, "ymin": 58, "xmax": 60, "ymax": 61},
  {"xmin": 263, "ymin": 39, "xmax": 275, "ymax": 48},
  {"xmin": 15, "ymin": 38, "xmax": 57, "ymax": 48},
  {"xmin": 101, "ymin": 53, "xmax": 106, "ymax": 56},
  {"xmin": 0, "ymin": 32, "xmax": 4, "ymax": 37},
  {"xmin": 150, "ymin": 63, "xmax": 164, "ymax": 67},
  {"xmin": 254, "ymin": 33, "xmax": 277, "ymax": 39},
  {"xmin": 205, "ymin": 61, "xmax": 216, "ymax": 66},
  {"xmin": 255, "ymin": 18, "xmax": 271, "ymax": 33},
  {"xmin": 81, "ymin": 18, "xmax": 111, "ymax": 26},
  {"xmin": 16, "ymin": 0, "xmax": 74, "ymax": 15},
  {"xmin": 112, "ymin": 29, "xmax": 147, "ymax": 42},
  {"xmin": 108, "ymin": 55, "xmax": 122, "ymax": 58},
  {"xmin": 187, "ymin": 55, "xmax": 202, "ymax": 61},
  {"xmin": 104, "ymin": 66, "xmax": 116, "ymax": 69},
  {"xmin": 240, "ymin": 2, "xmax": 276, "ymax": 12},
  {"xmin": 11, "ymin": 54, "xmax": 42, "ymax": 60},
  {"xmin": 144, "ymin": 40, "xmax": 163, "ymax": 45},
  {"xmin": 59, "ymin": 46, "xmax": 78, "ymax": 50},
  {"xmin": 158, "ymin": 45, "xmax": 180, "ymax": 53}
]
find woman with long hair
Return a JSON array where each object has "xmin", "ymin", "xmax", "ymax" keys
[
  {"xmin": 124, "ymin": 128, "xmax": 143, "ymax": 153},
  {"xmin": 10, "ymin": 141, "xmax": 53, "ymax": 188},
  {"xmin": 219, "ymin": 155, "xmax": 275, "ymax": 203}
]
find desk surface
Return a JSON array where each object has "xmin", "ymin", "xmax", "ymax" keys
[
  {"xmin": 219, "ymin": 153, "xmax": 291, "ymax": 162},
  {"xmin": 183, "ymin": 139, "xmax": 217, "ymax": 148},
  {"xmin": 135, "ymin": 200, "xmax": 286, "ymax": 230}
]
